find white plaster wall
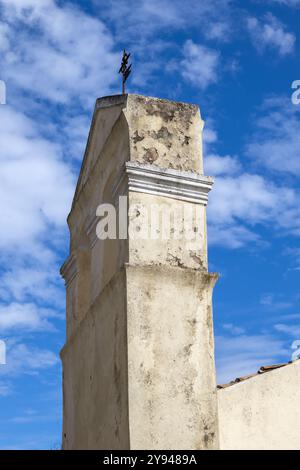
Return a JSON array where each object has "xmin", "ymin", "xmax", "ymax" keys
[
  {"xmin": 61, "ymin": 269, "xmax": 129, "ymax": 450},
  {"xmin": 128, "ymin": 191, "xmax": 208, "ymax": 271},
  {"xmin": 61, "ymin": 94, "xmax": 218, "ymax": 450},
  {"xmin": 125, "ymin": 94, "xmax": 204, "ymax": 173},
  {"xmin": 127, "ymin": 265, "xmax": 219, "ymax": 450},
  {"xmin": 218, "ymin": 360, "xmax": 300, "ymax": 450}
]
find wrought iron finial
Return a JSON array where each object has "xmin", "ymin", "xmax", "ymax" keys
[{"xmin": 119, "ymin": 49, "xmax": 132, "ymax": 95}]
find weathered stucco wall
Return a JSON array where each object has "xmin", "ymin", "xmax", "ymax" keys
[
  {"xmin": 125, "ymin": 95, "xmax": 204, "ymax": 173},
  {"xmin": 128, "ymin": 191, "xmax": 208, "ymax": 271},
  {"xmin": 61, "ymin": 269, "xmax": 129, "ymax": 450},
  {"xmin": 127, "ymin": 265, "xmax": 219, "ymax": 450},
  {"xmin": 218, "ymin": 360, "xmax": 300, "ymax": 450},
  {"xmin": 61, "ymin": 94, "xmax": 218, "ymax": 450}
]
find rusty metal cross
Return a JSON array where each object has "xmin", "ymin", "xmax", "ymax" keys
[{"xmin": 119, "ymin": 49, "xmax": 132, "ymax": 94}]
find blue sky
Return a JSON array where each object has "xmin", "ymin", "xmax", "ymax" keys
[{"xmin": 0, "ymin": 0, "xmax": 300, "ymax": 450}]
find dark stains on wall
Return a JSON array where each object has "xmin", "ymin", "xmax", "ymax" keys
[{"xmin": 143, "ymin": 147, "xmax": 159, "ymax": 164}]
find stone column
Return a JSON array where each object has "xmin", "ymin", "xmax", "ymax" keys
[{"xmin": 60, "ymin": 94, "xmax": 219, "ymax": 450}]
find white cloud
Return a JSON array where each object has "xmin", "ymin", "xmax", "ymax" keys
[
  {"xmin": 260, "ymin": 293, "xmax": 293, "ymax": 310},
  {"xmin": 216, "ymin": 333, "xmax": 288, "ymax": 384},
  {"xmin": 207, "ymin": 169, "xmax": 300, "ymax": 247},
  {"xmin": 0, "ymin": 265, "xmax": 64, "ymax": 308},
  {"xmin": 203, "ymin": 123, "xmax": 240, "ymax": 176},
  {"xmin": 180, "ymin": 40, "xmax": 219, "ymax": 90},
  {"xmin": 204, "ymin": 124, "xmax": 271, "ymax": 248},
  {"xmin": 62, "ymin": 114, "xmax": 91, "ymax": 162},
  {"xmin": 274, "ymin": 323, "xmax": 300, "ymax": 337},
  {"xmin": 204, "ymin": 102, "xmax": 300, "ymax": 248},
  {"xmin": 15, "ymin": 344, "xmax": 58, "ymax": 370},
  {"xmin": 208, "ymin": 223, "xmax": 262, "ymax": 249},
  {"xmin": 0, "ymin": 0, "xmax": 119, "ymax": 107},
  {"xmin": 0, "ymin": 104, "xmax": 72, "ymax": 332},
  {"xmin": 0, "ymin": 22, "xmax": 9, "ymax": 52},
  {"xmin": 247, "ymin": 14, "xmax": 295, "ymax": 56},
  {"xmin": 0, "ymin": 342, "xmax": 58, "ymax": 378},
  {"xmin": 0, "ymin": 302, "xmax": 60, "ymax": 332},
  {"xmin": 0, "ymin": 0, "xmax": 116, "ymax": 347},
  {"xmin": 223, "ymin": 323, "xmax": 246, "ymax": 335},
  {"xmin": 283, "ymin": 247, "xmax": 300, "ymax": 270},
  {"xmin": 0, "ymin": 383, "xmax": 12, "ymax": 396},
  {"xmin": 0, "ymin": 105, "xmax": 75, "ymax": 249},
  {"xmin": 11, "ymin": 410, "xmax": 60, "ymax": 424},
  {"xmin": 1, "ymin": 0, "xmax": 232, "ymax": 102},
  {"xmin": 247, "ymin": 97, "xmax": 300, "ymax": 176},
  {"xmin": 0, "ymin": 340, "xmax": 59, "ymax": 404},
  {"xmin": 209, "ymin": 173, "xmax": 294, "ymax": 225},
  {"xmin": 205, "ymin": 21, "xmax": 231, "ymax": 41},
  {"xmin": 205, "ymin": 154, "xmax": 241, "ymax": 176},
  {"xmin": 203, "ymin": 126, "xmax": 218, "ymax": 148},
  {"xmin": 269, "ymin": 0, "xmax": 300, "ymax": 5},
  {"xmin": 96, "ymin": 0, "xmax": 233, "ymax": 42}
]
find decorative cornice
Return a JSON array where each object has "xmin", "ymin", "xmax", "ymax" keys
[
  {"xmin": 113, "ymin": 162, "xmax": 214, "ymax": 205},
  {"xmin": 60, "ymin": 254, "xmax": 77, "ymax": 286},
  {"xmin": 95, "ymin": 94, "xmax": 127, "ymax": 110}
]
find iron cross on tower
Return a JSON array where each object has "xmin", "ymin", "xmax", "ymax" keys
[{"xmin": 119, "ymin": 50, "xmax": 132, "ymax": 95}]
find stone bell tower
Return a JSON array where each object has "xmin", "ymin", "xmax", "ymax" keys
[{"xmin": 60, "ymin": 94, "xmax": 219, "ymax": 450}]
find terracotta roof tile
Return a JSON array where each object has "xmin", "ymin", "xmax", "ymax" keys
[{"xmin": 217, "ymin": 361, "xmax": 296, "ymax": 390}]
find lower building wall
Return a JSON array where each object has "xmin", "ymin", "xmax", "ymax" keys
[
  {"xmin": 218, "ymin": 360, "xmax": 300, "ymax": 450},
  {"xmin": 61, "ymin": 264, "xmax": 220, "ymax": 450},
  {"xmin": 61, "ymin": 268, "xmax": 130, "ymax": 450},
  {"xmin": 126, "ymin": 265, "xmax": 219, "ymax": 450}
]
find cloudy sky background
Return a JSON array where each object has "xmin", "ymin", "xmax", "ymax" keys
[{"xmin": 0, "ymin": 0, "xmax": 300, "ymax": 449}]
